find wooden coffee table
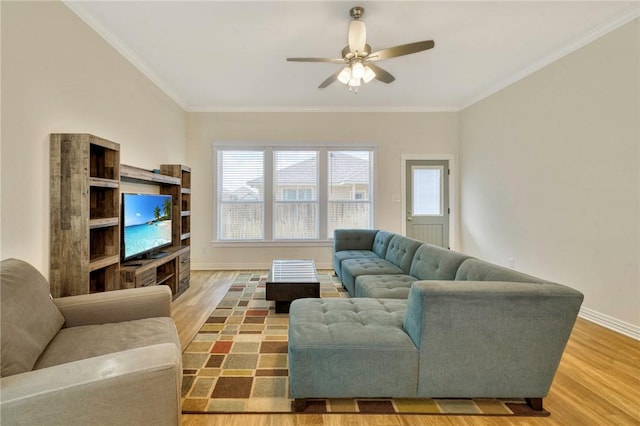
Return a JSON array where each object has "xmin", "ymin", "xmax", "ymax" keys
[{"xmin": 266, "ymin": 259, "xmax": 320, "ymax": 313}]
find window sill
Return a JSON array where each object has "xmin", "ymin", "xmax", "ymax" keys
[{"xmin": 210, "ymin": 240, "xmax": 333, "ymax": 248}]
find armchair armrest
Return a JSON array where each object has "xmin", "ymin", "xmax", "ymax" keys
[
  {"xmin": 0, "ymin": 343, "xmax": 181, "ymax": 426},
  {"xmin": 54, "ymin": 286, "xmax": 172, "ymax": 327},
  {"xmin": 404, "ymin": 280, "xmax": 583, "ymax": 398}
]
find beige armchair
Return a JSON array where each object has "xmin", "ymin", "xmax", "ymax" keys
[{"xmin": 0, "ymin": 258, "xmax": 182, "ymax": 426}]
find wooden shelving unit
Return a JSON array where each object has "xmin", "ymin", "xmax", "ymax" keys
[
  {"xmin": 50, "ymin": 134, "xmax": 120, "ymax": 297},
  {"xmin": 160, "ymin": 165, "xmax": 191, "ymax": 296},
  {"xmin": 120, "ymin": 245, "xmax": 189, "ymax": 298},
  {"xmin": 120, "ymin": 163, "xmax": 191, "ymax": 298},
  {"xmin": 50, "ymin": 134, "xmax": 191, "ymax": 299}
]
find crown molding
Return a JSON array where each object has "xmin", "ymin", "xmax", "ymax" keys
[
  {"xmin": 461, "ymin": 5, "xmax": 640, "ymax": 110},
  {"xmin": 63, "ymin": 1, "xmax": 188, "ymax": 110},
  {"xmin": 185, "ymin": 105, "xmax": 461, "ymax": 113}
]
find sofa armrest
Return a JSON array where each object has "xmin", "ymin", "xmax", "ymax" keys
[
  {"xmin": 404, "ymin": 280, "xmax": 583, "ymax": 398},
  {"xmin": 333, "ymin": 229, "xmax": 378, "ymax": 252},
  {"xmin": 54, "ymin": 286, "xmax": 172, "ymax": 327},
  {"xmin": 0, "ymin": 343, "xmax": 181, "ymax": 426}
]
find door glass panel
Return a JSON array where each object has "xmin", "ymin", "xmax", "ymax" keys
[{"xmin": 412, "ymin": 166, "xmax": 442, "ymax": 215}]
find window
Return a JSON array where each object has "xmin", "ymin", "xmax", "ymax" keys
[
  {"xmin": 282, "ymin": 189, "xmax": 313, "ymax": 201},
  {"xmin": 327, "ymin": 150, "xmax": 373, "ymax": 236},
  {"xmin": 217, "ymin": 150, "xmax": 264, "ymax": 240},
  {"xmin": 215, "ymin": 146, "xmax": 374, "ymax": 241},
  {"xmin": 274, "ymin": 150, "xmax": 318, "ymax": 239},
  {"xmin": 412, "ymin": 166, "xmax": 442, "ymax": 216}
]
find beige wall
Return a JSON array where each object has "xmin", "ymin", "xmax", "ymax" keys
[
  {"xmin": 3, "ymin": 1, "xmax": 637, "ymax": 332},
  {"xmin": 187, "ymin": 112, "xmax": 459, "ymax": 269},
  {"xmin": 0, "ymin": 1, "xmax": 187, "ymax": 274},
  {"xmin": 460, "ymin": 20, "xmax": 640, "ymax": 327}
]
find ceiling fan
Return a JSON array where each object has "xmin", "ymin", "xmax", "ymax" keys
[{"xmin": 287, "ymin": 6, "xmax": 435, "ymax": 93}]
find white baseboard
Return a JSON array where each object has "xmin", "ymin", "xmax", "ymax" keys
[
  {"xmin": 579, "ymin": 307, "xmax": 640, "ymax": 341},
  {"xmin": 191, "ymin": 262, "xmax": 334, "ymax": 271}
]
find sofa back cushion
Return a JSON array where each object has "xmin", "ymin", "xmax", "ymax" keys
[
  {"xmin": 333, "ymin": 229, "xmax": 378, "ymax": 252},
  {"xmin": 372, "ymin": 231, "xmax": 394, "ymax": 258},
  {"xmin": 1, "ymin": 258, "xmax": 65, "ymax": 377},
  {"xmin": 410, "ymin": 244, "xmax": 471, "ymax": 281},
  {"xmin": 384, "ymin": 235, "xmax": 422, "ymax": 273},
  {"xmin": 455, "ymin": 259, "xmax": 551, "ymax": 284}
]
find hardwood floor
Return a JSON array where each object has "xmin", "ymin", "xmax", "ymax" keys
[{"xmin": 174, "ymin": 271, "xmax": 640, "ymax": 426}]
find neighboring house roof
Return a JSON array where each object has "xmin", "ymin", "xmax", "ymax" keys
[
  {"xmin": 328, "ymin": 152, "xmax": 370, "ymax": 185},
  {"xmin": 247, "ymin": 152, "xmax": 369, "ymax": 188},
  {"xmin": 222, "ymin": 186, "xmax": 260, "ymax": 201}
]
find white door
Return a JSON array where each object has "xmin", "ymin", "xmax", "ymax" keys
[{"xmin": 405, "ymin": 160, "xmax": 449, "ymax": 248}]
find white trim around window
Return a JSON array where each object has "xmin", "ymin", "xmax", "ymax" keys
[{"xmin": 213, "ymin": 143, "xmax": 375, "ymax": 244}]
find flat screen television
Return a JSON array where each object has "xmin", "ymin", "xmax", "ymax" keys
[{"xmin": 122, "ymin": 193, "xmax": 173, "ymax": 261}]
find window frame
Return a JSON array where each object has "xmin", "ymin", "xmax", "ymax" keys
[{"xmin": 213, "ymin": 144, "xmax": 375, "ymax": 245}]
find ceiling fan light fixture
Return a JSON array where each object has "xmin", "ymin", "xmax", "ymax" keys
[
  {"xmin": 362, "ymin": 65, "xmax": 376, "ymax": 83},
  {"xmin": 337, "ymin": 66, "xmax": 352, "ymax": 84},
  {"xmin": 286, "ymin": 5, "xmax": 434, "ymax": 93},
  {"xmin": 351, "ymin": 61, "xmax": 365, "ymax": 79}
]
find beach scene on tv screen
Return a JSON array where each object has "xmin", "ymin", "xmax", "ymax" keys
[{"xmin": 124, "ymin": 194, "xmax": 172, "ymax": 258}]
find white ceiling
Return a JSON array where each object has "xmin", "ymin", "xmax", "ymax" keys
[{"xmin": 66, "ymin": 1, "xmax": 639, "ymax": 112}]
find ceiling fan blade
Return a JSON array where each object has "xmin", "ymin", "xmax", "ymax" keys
[
  {"xmin": 348, "ymin": 20, "xmax": 366, "ymax": 54},
  {"xmin": 318, "ymin": 69, "xmax": 342, "ymax": 88},
  {"xmin": 287, "ymin": 57, "xmax": 345, "ymax": 64},
  {"xmin": 368, "ymin": 40, "xmax": 435, "ymax": 61},
  {"xmin": 366, "ymin": 63, "xmax": 395, "ymax": 84}
]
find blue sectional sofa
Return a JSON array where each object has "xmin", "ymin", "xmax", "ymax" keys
[
  {"xmin": 334, "ymin": 229, "xmax": 472, "ymax": 298},
  {"xmin": 288, "ymin": 229, "xmax": 584, "ymax": 412}
]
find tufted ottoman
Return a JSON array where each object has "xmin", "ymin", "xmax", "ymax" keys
[{"xmin": 288, "ymin": 298, "xmax": 418, "ymax": 411}]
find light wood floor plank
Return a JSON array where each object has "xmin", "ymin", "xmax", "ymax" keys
[{"xmin": 174, "ymin": 271, "xmax": 640, "ymax": 426}]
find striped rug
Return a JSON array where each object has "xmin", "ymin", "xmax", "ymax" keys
[{"xmin": 180, "ymin": 272, "xmax": 549, "ymax": 416}]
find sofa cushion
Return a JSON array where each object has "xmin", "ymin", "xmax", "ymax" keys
[
  {"xmin": 333, "ymin": 250, "xmax": 378, "ymax": 278},
  {"xmin": 384, "ymin": 235, "xmax": 422, "ymax": 272},
  {"xmin": 355, "ymin": 274, "xmax": 416, "ymax": 298},
  {"xmin": 410, "ymin": 244, "xmax": 471, "ymax": 281},
  {"xmin": 371, "ymin": 230, "xmax": 394, "ymax": 258},
  {"xmin": 34, "ymin": 317, "xmax": 180, "ymax": 370},
  {"xmin": 340, "ymin": 258, "xmax": 405, "ymax": 295},
  {"xmin": 289, "ymin": 298, "xmax": 418, "ymax": 398},
  {"xmin": 1, "ymin": 258, "xmax": 65, "ymax": 377},
  {"xmin": 455, "ymin": 259, "xmax": 551, "ymax": 284},
  {"xmin": 333, "ymin": 231, "xmax": 395, "ymax": 279},
  {"xmin": 333, "ymin": 229, "xmax": 378, "ymax": 252}
]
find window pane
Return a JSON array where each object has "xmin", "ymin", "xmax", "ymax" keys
[
  {"xmin": 218, "ymin": 150, "xmax": 264, "ymax": 240},
  {"xmin": 328, "ymin": 151, "xmax": 371, "ymax": 201},
  {"xmin": 413, "ymin": 167, "xmax": 441, "ymax": 215},
  {"xmin": 274, "ymin": 151, "xmax": 318, "ymax": 239},
  {"xmin": 219, "ymin": 203, "xmax": 264, "ymax": 239},
  {"xmin": 274, "ymin": 151, "xmax": 318, "ymax": 201},
  {"xmin": 328, "ymin": 203, "xmax": 371, "ymax": 236},
  {"xmin": 274, "ymin": 203, "xmax": 318, "ymax": 239},
  {"xmin": 328, "ymin": 150, "xmax": 373, "ymax": 235}
]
